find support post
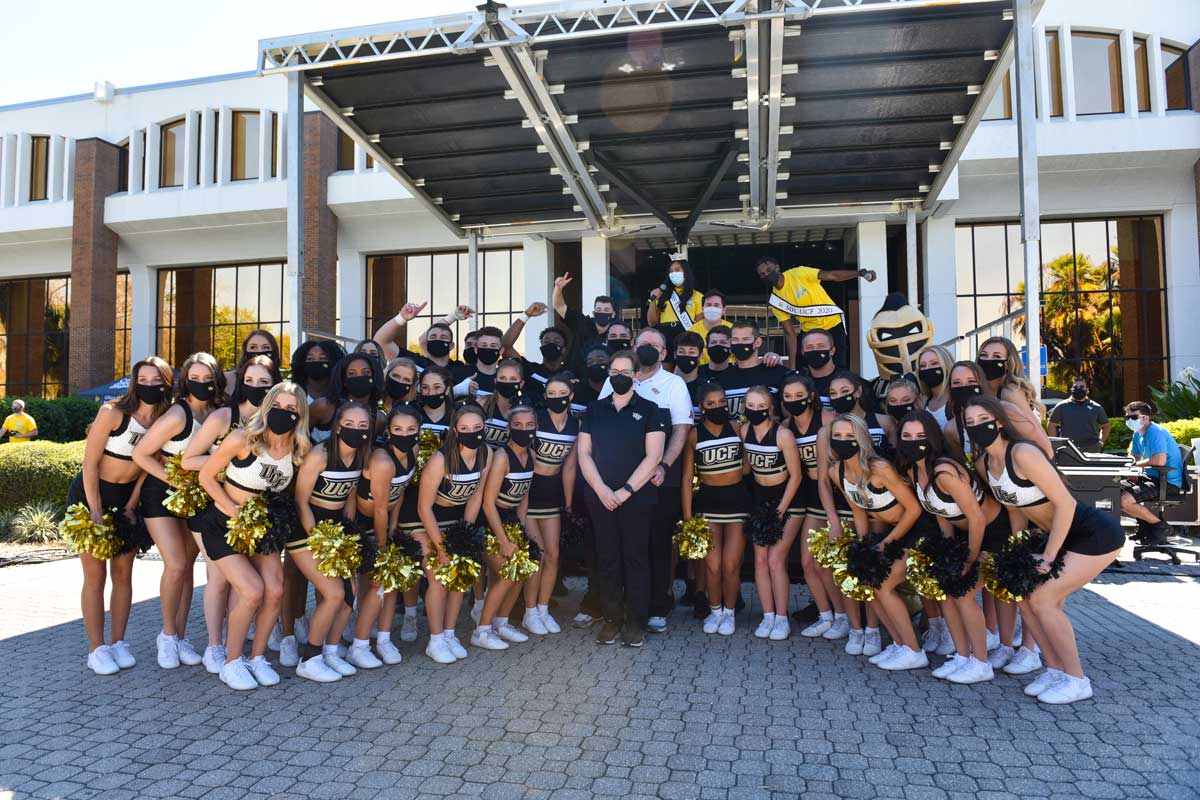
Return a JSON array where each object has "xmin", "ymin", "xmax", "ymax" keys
[
  {"xmin": 905, "ymin": 207, "xmax": 918, "ymax": 303},
  {"xmin": 855, "ymin": 221, "xmax": 889, "ymax": 380},
  {"xmin": 1015, "ymin": 0, "xmax": 1041, "ymax": 397},
  {"xmin": 286, "ymin": 73, "xmax": 305, "ymax": 351},
  {"xmin": 128, "ymin": 264, "xmax": 155, "ymax": 367},
  {"xmin": 467, "ymin": 231, "xmax": 480, "ymax": 311},
  {"xmin": 522, "ymin": 235, "xmax": 554, "ymax": 347},
  {"xmin": 580, "ymin": 235, "xmax": 609, "ymax": 311}
]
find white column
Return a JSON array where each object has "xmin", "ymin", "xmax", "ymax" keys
[
  {"xmin": 46, "ymin": 135, "xmax": 64, "ymax": 202},
  {"xmin": 200, "ymin": 109, "xmax": 215, "ymax": 187},
  {"xmin": 1035, "ymin": 24, "xmax": 1051, "ymax": 123},
  {"xmin": 1015, "ymin": 0, "xmax": 1042, "ymax": 397},
  {"xmin": 275, "ymin": 111, "xmax": 287, "ymax": 180},
  {"xmin": 145, "ymin": 123, "xmax": 161, "ymax": 191},
  {"xmin": 14, "ymin": 134, "xmax": 30, "ymax": 205},
  {"xmin": 1059, "ymin": 24, "xmax": 1077, "ymax": 122},
  {"xmin": 127, "ymin": 264, "xmax": 156, "ymax": 367},
  {"xmin": 258, "ymin": 109, "xmax": 273, "ymax": 183},
  {"xmin": 217, "ymin": 106, "xmax": 232, "ymax": 185},
  {"xmin": 855, "ymin": 220, "xmax": 889, "ymax": 380},
  {"xmin": 580, "ymin": 235, "xmax": 609, "ymax": 310},
  {"xmin": 1120, "ymin": 29, "xmax": 1139, "ymax": 118},
  {"xmin": 1148, "ymin": 34, "xmax": 1167, "ymax": 117},
  {"xmin": 0, "ymin": 133, "xmax": 16, "ymax": 207},
  {"xmin": 353, "ymin": 142, "xmax": 368, "ymax": 174},
  {"xmin": 336, "ymin": 246, "xmax": 367, "ymax": 342},
  {"xmin": 1165, "ymin": 206, "xmax": 1200, "ymax": 379},
  {"xmin": 128, "ymin": 128, "xmax": 144, "ymax": 194},
  {"xmin": 62, "ymin": 137, "xmax": 75, "ymax": 201},
  {"xmin": 183, "ymin": 111, "xmax": 199, "ymax": 189},
  {"xmin": 522, "ymin": 235, "xmax": 554, "ymax": 346},
  {"xmin": 285, "ymin": 76, "xmax": 305, "ymax": 349},
  {"xmin": 921, "ymin": 214, "xmax": 959, "ymax": 352},
  {"xmin": 905, "ymin": 208, "xmax": 918, "ymax": 303}
]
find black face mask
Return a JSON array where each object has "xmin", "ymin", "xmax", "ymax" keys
[
  {"xmin": 420, "ymin": 394, "xmax": 446, "ymax": 409},
  {"xmin": 134, "ymin": 384, "xmax": 167, "ymax": 405},
  {"xmin": 266, "ymin": 407, "xmax": 299, "ymax": 435},
  {"xmin": 544, "ymin": 396, "xmax": 570, "ymax": 414},
  {"xmin": 746, "ymin": 408, "xmax": 771, "ymax": 426},
  {"xmin": 887, "ymin": 403, "xmax": 915, "ymax": 422},
  {"xmin": 385, "ymin": 378, "xmax": 412, "ymax": 400},
  {"xmin": 607, "ymin": 339, "xmax": 631, "ymax": 355},
  {"xmin": 977, "ymin": 358, "xmax": 1007, "ymax": 381},
  {"xmin": 803, "ymin": 350, "xmax": 831, "ymax": 370},
  {"xmin": 829, "ymin": 394, "xmax": 857, "ymax": 414},
  {"xmin": 950, "ymin": 385, "xmax": 983, "ymax": 406},
  {"xmin": 783, "ymin": 397, "xmax": 810, "ymax": 416},
  {"xmin": 338, "ymin": 427, "xmax": 370, "ymax": 449},
  {"xmin": 187, "ymin": 380, "xmax": 216, "ymax": 401},
  {"xmin": 918, "ymin": 368, "xmax": 945, "ymax": 389},
  {"xmin": 636, "ymin": 345, "xmax": 660, "ymax": 368},
  {"xmin": 390, "ymin": 433, "xmax": 417, "ymax": 452},
  {"xmin": 463, "ymin": 347, "xmax": 478, "ymax": 366},
  {"xmin": 587, "ymin": 363, "xmax": 609, "ymax": 384},
  {"xmin": 897, "ymin": 439, "xmax": 929, "ymax": 463},
  {"xmin": 706, "ymin": 345, "xmax": 730, "ymax": 364},
  {"xmin": 242, "ymin": 384, "xmax": 270, "ymax": 407},
  {"xmin": 476, "ymin": 347, "xmax": 500, "ymax": 366},
  {"xmin": 457, "ymin": 430, "xmax": 483, "ymax": 450},
  {"xmin": 1071, "ymin": 386, "xmax": 1088, "ymax": 401},
  {"xmin": 761, "ymin": 269, "xmax": 781, "ymax": 287},
  {"xmin": 593, "ymin": 312, "xmax": 613, "ymax": 327},
  {"xmin": 675, "ymin": 355, "xmax": 699, "ymax": 374},
  {"xmin": 495, "ymin": 381, "xmax": 521, "ymax": 399},
  {"xmin": 539, "ymin": 342, "xmax": 564, "ymax": 363},
  {"xmin": 426, "ymin": 339, "xmax": 452, "ymax": 359},
  {"xmin": 965, "ymin": 420, "xmax": 1001, "ymax": 450},
  {"xmin": 703, "ymin": 406, "xmax": 730, "ymax": 425},
  {"xmin": 731, "ymin": 343, "xmax": 756, "ymax": 362},
  {"xmin": 610, "ymin": 374, "xmax": 634, "ymax": 395},
  {"xmin": 508, "ymin": 428, "xmax": 534, "ymax": 448},
  {"xmin": 830, "ymin": 438, "xmax": 860, "ymax": 461},
  {"xmin": 345, "ymin": 375, "xmax": 374, "ymax": 398},
  {"xmin": 306, "ymin": 361, "xmax": 331, "ymax": 380}
]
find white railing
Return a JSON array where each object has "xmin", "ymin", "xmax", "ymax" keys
[{"xmin": 939, "ymin": 307, "xmax": 1026, "ymax": 362}]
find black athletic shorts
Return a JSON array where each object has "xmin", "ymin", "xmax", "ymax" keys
[{"xmin": 694, "ymin": 481, "xmax": 751, "ymax": 524}]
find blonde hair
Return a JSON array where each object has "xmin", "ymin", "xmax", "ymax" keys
[
  {"xmin": 243, "ymin": 381, "xmax": 311, "ymax": 466},
  {"xmin": 824, "ymin": 413, "xmax": 887, "ymax": 495},
  {"xmin": 885, "ymin": 376, "xmax": 921, "ymax": 405},
  {"xmin": 915, "ymin": 344, "xmax": 955, "ymax": 398},
  {"xmin": 978, "ymin": 336, "xmax": 1044, "ymax": 419}
]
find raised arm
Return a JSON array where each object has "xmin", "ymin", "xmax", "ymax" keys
[
  {"xmin": 502, "ymin": 303, "xmax": 547, "ymax": 358},
  {"xmin": 551, "ymin": 273, "xmax": 572, "ymax": 319},
  {"xmin": 817, "ymin": 267, "xmax": 876, "ymax": 283},
  {"xmin": 372, "ymin": 301, "xmax": 428, "ymax": 361}
]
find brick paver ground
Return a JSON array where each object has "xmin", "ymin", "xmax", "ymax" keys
[{"xmin": 1, "ymin": 554, "xmax": 1198, "ymax": 800}]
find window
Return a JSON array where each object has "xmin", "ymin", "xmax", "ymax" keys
[
  {"xmin": 1072, "ymin": 32, "xmax": 1124, "ymax": 115},
  {"xmin": 1163, "ymin": 45, "xmax": 1190, "ymax": 111},
  {"xmin": 0, "ymin": 277, "xmax": 70, "ymax": 398},
  {"xmin": 337, "ymin": 130, "xmax": 373, "ymax": 171},
  {"xmin": 982, "ymin": 71, "xmax": 1012, "ymax": 121},
  {"xmin": 270, "ymin": 113, "xmax": 279, "ymax": 178},
  {"xmin": 1045, "ymin": 30, "xmax": 1064, "ymax": 117},
  {"xmin": 955, "ymin": 217, "xmax": 1168, "ymax": 413},
  {"xmin": 232, "ymin": 111, "xmax": 259, "ymax": 181},
  {"xmin": 156, "ymin": 262, "xmax": 290, "ymax": 373},
  {"xmin": 160, "ymin": 119, "xmax": 186, "ymax": 188},
  {"xmin": 117, "ymin": 143, "xmax": 129, "ymax": 192},
  {"xmin": 1134, "ymin": 37, "xmax": 1152, "ymax": 112},
  {"xmin": 114, "ymin": 273, "xmax": 132, "ymax": 380},
  {"xmin": 29, "ymin": 135, "xmax": 49, "ymax": 201},
  {"xmin": 365, "ymin": 248, "xmax": 525, "ymax": 355}
]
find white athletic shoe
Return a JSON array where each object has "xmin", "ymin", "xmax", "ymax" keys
[
  {"xmin": 376, "ymin": 639, "xmax": 403, "ymax": 665},
  {"xmin": 400, "ymin": 614, "xmax": 419, "ymax": 642},
  {"xmin": 861, "ymin": 630, "xmax": 882, "ymax": 657},
  {"xmin": 87, "ymin": 646, "xmax": 119, "ymax": 676},
  {"xmin": 267, "ymin": 621, "xmax": 283, "ymax": 651},
  {"xmin": 348, "ymin": 644, "xmax": 383, "ymax": 669},
  {"xmin": 523, "ymin": 609, "xmax": 549, "ymax": 635},
  {"xmin": 444, "ymin": 633, "xmax": 468, "ymax": 659},
  {"xmin": 156, "ymin": 633, "xmax": 180, "ymax": 669},
  {"xmin": 1023, "ymin": 668, "xmax": 1066, "ymax": 697},
  {"xmin": 769, "ymin": 617, "xmax": 791, "ymax": 641},
  {"xmin": 879, "ymin": 645, "xmax": 929, "ymax": 671},
  {"xmin": 1037, "ymin": 675, "xmax": 1093, "ymax": 704},
  {"xmin": 822, "ymin": 617, "xmax": 850, "ymax": 641},
  {"xmin": 931, "ymin": 654, "xmax": 966, "ymax": 680},
  {"xmin": 1003, "ymin": 647, "xmax": 1042, "ymax": 675},
  {"xmin": 540, "ymin": 609, "xmax": 562, "ymax": 634},
  {"xmin": 947, "ymin": 657, "xmax": 994, "ymax": 685},
  {"xmin": 987, "ymin": 645, "xmax": 1016, "ymax": 669},
  {"xmin": 203, "ymin": 645, "xmax": 226, "ymax": 675},
  {"xmin": 647, "ymin": 616, "xmax": 668, "ymax": 633},
  {"xmin": 110, "ymin": 640, "xmax": 136, "ymax": 669},
  {"xmin": 246, "ymin": 656, "xmax": 280, "ymax": 686},
  {"xmin": 219, "ymin": 659, "xmax": 257, "ymax": 691},
  {"xmin": 869, "ymin": 642, "xmax": 900, "ymax": 665},
  {"xmin": 985, "ymin": 627, "xmax": 1000, "ymax": 652},
  {"xmin": 920, "ymin": 627, "xmax": 942, "ymax": 653},
  {"xmin": 278, "ymin": 635, "xmax": 299, "ymax": 667},
  {"xmin": 496, "ymin": 623, "xmax": 529, "ymax": 643},
  {"xmin": 425, "ymin": 637, "xmax": 457, "ymax": 664},
  {"xmin": 801, "ymin": 619, "xmax": 832, "ymax": 638},
  {"xmin": 177, "ymin": 638, "xmax": 202, "ymax": 666},
  {"xmin": 717, "ymin": 610, "xmax": 735, "ymax": 636},
  {"xmin": 935, "ymin": 628, "xmax": 956, "ymax": 656},
  {"xmin": 324, "ymin": 652, "xmax": 357, "ymax": 676},
  {"xmin": 844, "ymin": 630, "xmax": 865, "ymax": 656},
  {"xmin": 702, "ymin": 611, "xmax": 722, "ymax": 635},
  {"xmin": 572, "ymin": 613, "xmax": 595, "ymax": 629},
  {"xmin": 754, "ymin": 617, "xmax": 774, "ymax": 639},
  {"xmin": 297, "ymin": 654, "xmax": 341, "ymax": 683},
  {"xmin": 470, "ymin": 628, "xmax": 509, "ymax": 651}
]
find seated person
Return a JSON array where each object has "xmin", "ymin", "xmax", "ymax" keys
[{"xmin": 1119, "ymin": 401, "xmax": 1184, "ymax": 543}]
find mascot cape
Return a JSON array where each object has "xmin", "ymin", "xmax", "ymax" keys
[{"xmin": 865, "ymin": 292, "xmax": 934, "ymax": 407}]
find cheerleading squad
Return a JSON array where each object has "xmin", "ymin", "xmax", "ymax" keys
[{"xmin": 63, "ymin": 267, "xmax": 1123, "ymax": 706}]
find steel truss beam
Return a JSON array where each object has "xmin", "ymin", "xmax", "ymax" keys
[{"xmin": 742, "ymin": 1, "xmax": 792, "ymax": 222}]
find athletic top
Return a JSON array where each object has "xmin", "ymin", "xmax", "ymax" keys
[
  {"xmin": 864, "ymin": 411, "xmax": 887, "ymax": 451},
  {"xmin": 927, "ymin": 401, "xmax": 949, "ymax": 429},
  {"xmin": 104, "ymin": 414, "xmax": 149, "ymax": 461},
  {"xmin": 483, "ymin": 406, "xmax": 510, "ymax": 449},
  {"xmin": 418, "ymin": 407, "xmax": 450, "ymax": 439},
  {"xmin": 496, "ymin": 446, "xmax": 534, "ymax": 509},
  {"xmin": 839, "ymin": 462, "xmax": 898, "ymax": 512},
  {"xmin": 916, "ymin": 465, "xmax": 984, "ymax": 521},
  {"xmin": 744, "ymin": 423, "xmax": 788, "ymax": 480},
  {"xmin": 160, "ymin": 403, "xmax": 199, "ymax": 457},
  {"xmin": 436, "ymin": 449, "xmax": 486, "ymax": 507},
  {"xmin": 694, "ymin": 422, "xmax": 744, "ymax": 477},
  {"xmin": 532, "ymin": 409, "xmax": 578, "ymax": 472},
  {"xmin": 789, "ymin": 412, "xmax": 822, "ymax": 473},
  {"xmin": 356, "ymin": 445, "xmax": 415, "ymax": 505},
  {"xmin": 225, "ymin": 449, "xmax": 294, "ymax": 494},
  {"xmin": 983, "ymin": 443, "xmax": 1048, "ymax": 507}
]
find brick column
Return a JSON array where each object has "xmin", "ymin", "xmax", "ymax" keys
[
  {"xmin": 302, "ymin": 112, "xmax": 339, "ymax": 339},
  {"xmin": 69, "ymin": 138, "xmax": 121, "ymax": 392}
]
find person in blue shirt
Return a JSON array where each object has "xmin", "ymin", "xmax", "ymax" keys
[{"xmin": 1120, "ymin": 401, "xmax": 1184, "ymax": 543}]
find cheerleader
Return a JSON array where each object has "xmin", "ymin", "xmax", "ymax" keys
[
  {"xmin": 682, "ymin": 383, "xmax": 750, "ymax": 636},
  {"xmin": 915, "ymin": 344, "xmax": 955, "ymax": 428},
  {"xmin": 976, "ymin": 336, "xmax": 1044, "ymax": 420},
  {"xmin": 223, "ymin": 329, "xmax": 280, "ymax": 395},
  {"xmin": 132, "ymin": 352, "xmax": 224, "ymax": 670},
  {"xmin": 181, "ymin": 354, "xmax": 279, "ymax": 673},
  {"xmin": 964, "ymin": 396, "xmax": 1123, "ymax": 703},
  {"xmin": 383, "ymin": 357, "xmax": 419, "ymax": 410},
  {"xmin": 479, "ymin": 358, "xmax": 525, "ymax": 449},
  {"xmin": 883, "ymin": 377, "xmax": 922, "ymax": 433},
  {"xmin": 290, "ymin": 339, "xmax": 346, "ymax": 436},
  {"xmin": 740, "ymin": 386, "xmax": 802, "ymax": 640},
  {"xmin": 417, "ymin": 365, "xmax": 453, "ymax": 436},
  {"xmin": 291, "ymin": 401, "xmax": 372, "ymax": 682},
  {"xmin": 310, "ymin": 353, "xmax": 385, "ymax": 445},
  {"xmin": 192, "ymin": 382, "xmax": 309, "ymax": 690},
  {"xmin": 943, "ymin": 361, "xmax": 1052, "ymax": 462},
  {"xmin": 827, "ymin": 414, "xmax": 928, "ymax": 670},
  {"xmin": 828, "ymin": 370, "xmax": 892, "ymax": 451},
  {"xmin": 523, "ymin": 374, "xmax": 578, "ymax": 634},
  {"xmin": 72, "ymin": 357, "xmax": 173, "ymax": 675},
  {"xmin": 472, "ymin": 405, "xmax": 537, "ymax": 650},
  {"xmin": 418, "ymin": 405, "xmax": 490, "ymax": 664}
]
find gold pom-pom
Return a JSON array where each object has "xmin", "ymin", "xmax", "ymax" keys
[
  {"xmin": 905, "ymin": 545, "xmax": 947, "ymax": 601},
  {"xmin": 672, "ymin": 515, "xmax": 712, "ymax": 560},
  {"xmin": 808, "ymin": 521, "xmax": 854, "ymax": 570},
  {"xmin": 412, "ymin": 428, "xmax": 445, "ymax": 483},
  {"xmin": 224, "ymin": 495, "xmax": 269, "ymax": 556},
  {"xmin": 691, "ymin": 474, "xmax": 700, "ymax": 495},
  {"xmin": 60, "ymin": 502, "xmax": 122, "ymax": 560},
  {"xmin": 162, "ymin": 454, "xmax": 208, "ymax": 517},
  {"xmin": 497, "ymin": 521, "xmax": 539, "ymax": 582},
  {"xmin": 308, "ymin": 519, "xmax": 362, "ymax": 578},
  {"xmin": 978, "ymin": 554, "xmax": 1014, "ymax": 602},
  {"xmin": 431, "ymin": 542, "xmax": 483, "ymax": 593},
  {"xmin": 371, "ymin": 543, "xmax": 423, "ymax": 593},
  {"xmin": 485, "ymin": 530, "xmax": 499, "ymax": 556},
  {"xmin": 832, "ymin": 565, "xmax": 876, "ymax": 602}
]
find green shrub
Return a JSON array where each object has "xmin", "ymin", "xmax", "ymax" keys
[
  {"xmin": 1150, "ymin": 370, "xmax": 1200, "ymax": 421},
  {"xmin": 0, "ymin": 440, "xmax": 84, "ymax": 511},
  {"xmin": 1163, "ymin": 417, "xmax": 1200, "ymax": 448},
  {"xmin": 1104, "ymin": 418, "xmax": 1132, "ymax": 453},
  {"xmin": 8, "ymin": 501, "xmax": 63, "ymax": 544},
  {"xmin": 5, "ymin": 396, "xmax": 99, "ymax": 442}
]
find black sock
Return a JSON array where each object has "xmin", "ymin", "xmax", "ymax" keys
[{"xmin": 301, "ymin": 642, "xmax": 322, "ymax": 661}]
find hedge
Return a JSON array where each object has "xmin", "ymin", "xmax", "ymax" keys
[
  {"xmin": 6, "ymin": 396, "xmax": 99, "ymax": 442},
  {"xmin": 0, "ymin": 440, "xmax": 84, "ymax": 511}
]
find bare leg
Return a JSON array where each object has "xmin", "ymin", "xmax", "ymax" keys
[
  {"xmin": 996, "ymin": 595, "xmax": 1018, "ymax": 647},
  {"xmin": 290, "ymin": 549, "xmax": 349, "ymax": 649},
  {"xmin": 1016, "ymin": 600, "xmax": 1055, "ymax": 667},
  {"xmin": 953, "ymin": 583, "xmax": 988, "ymax": 659},
  {"xmin": 480, "ymin": 553, "xmax": 514, "ymax": 627},
  {"xmin": 214, "ymin": 554, "xmax": 264, "ymax": 662},
  {"xmin": 535, "ymin": 518, "xmax": 561, "ymax": 607},
  {"xmin": 982, "ymin": 589, "xmax": 999, "ymax": 637},
  {"xmin": 940, "ymin": 599, "xmax": 970, "ymax": 657},
  {"xmin": 444, "ymin": 590, "xmax": 465, "ymax": 633},
  {"xmin": 108, "ymin": 552, "xmax": 136, "ymax": 643},
  {"xmin": 524, "ymin": 519, "xmax": 545, "ymax": 612},
  {"xmin": 355, "ymin": 573, "xmax": 383, "ymax": 641},
  {"xmin": 799, "ymin": 522, "xmax": 831, "ymax": 613},
  {"xmin": 752, "ymin": 544, "xmax": 773, "ymax": 615},
  {"xmin": 704, "ymin": 523, "xmax": 726, "ymax": 609},
  {"xmin": 424, "ymin": 564, "xmax": 448, "ymax": 636},
  {"xmin": 175, "ymin": 534, "xmax": 199, "ymax": 637},
  {"xmin": 1026, "ymin": 550, "xmax": 1118, "ymax": 678},
  {"xmin": 193, "ymin": 532, "xmax": 229, "ymax": 647},
  {"xmin": 148, "ymin": 518, "xmax": 189, "ymax": 637},
  {"xmin": 769, "ymin": 519, "xmax": 800, "ymax": 617},
  {"xmin": 875, "ymin": 559, "xmax": 918, "ymax": 650},
  {"xmin": 79, "ymin": 552, "xmax": 109, "ymax": 650},
  {"xmin": 280, "ymin": 552, "xmax": 305, "ymax": 637},
  {"xmin": 251, "ymin": 554, "xmax": 283, "ymax": 659},
  {"xmin": 721, "ymin": 523, "xmax": 745, "ymax": 610}
]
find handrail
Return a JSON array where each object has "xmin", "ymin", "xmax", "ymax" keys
[
  {"xmin": 302, "ymin": 328, "xmax": 360, "ymax": 347},
  {"xmin": 938, "ymin": 308, "xmax": 1026, "ymax": 348}
]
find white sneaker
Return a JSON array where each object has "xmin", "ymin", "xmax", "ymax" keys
[
  {"xmin": 572, "ymin": 613, "xmax": 595, "ymax": 629},
  {"xmin": 470, "ymin": 628, "xmax": 509, "ymax": 651},
  {"xmin": 540, "ymin": 608, "xmax": 562, "ymax": 634},
  {"xmin": 862, "ymin": 630, "xmax": 883, "ymax": 657},
  {"xmin": 920, "ymin": 627, "xmax": 942, "ymax": 653},
  {"xmin": 496, "ymin": 622, "xmax": 529, "ymax": 643},
  {"xmin": 948, "ymin": 657, "xmax": 994, "ymax": 685},
  {"xmin": 985, "ymin": 627, "xmax": 1000, "ymax": 652},
  {"xmin": 87, "ymin": 646, "xmax": 119, "ymax": 676},
  {"xmin": 377, "ymin": 638, "xmax": 403, "ymax": 665},
  {"xmin": 822, "ymin": 617, "xmax": 850, "ymax": 641},
  {"xmin": 935, "ymin": 628, "xmax": 956, "ymax": 656},
  {"xmin": 296, "ymin": 654, "xmax": 341, "ymax": 682},
  {"xmin": 294, "ymin": 615, "xmax": 310, "ymax": 644},
  {"xmin": 717, "ymin": 610, "xmax": 735, "ymax": 636},
  {"xmin": 1037, "ymin": 674, "xmax": 1093, "ymax": 704},
  {"xmin": 523, "ymin": 609, "xmax": 549, "ymax": 635},
  {"xmin": 470, "ymin": 602, "xmax": 483, "ymax": 624},
  {"xmin": 324, "ymin": 652, "xmax": 357, "ymax": 676},
  {"xmin": 278, "ymin": 635, "xmax": 300, "ymax": 668},
  {"xmin": 426, "ymin": 637, "xmax": 457, "ymax": 664},
  {"xmin": 1003, "ymin": 646, "xmax": 1042, "ymax": 675},
  {"xmin": 177, "ymin": 638, "xmax": 202, "ymax": 666},
  {"xmin": 444, "ymin": 632, "xmax": 468, "ymax": 659},
  {"xmin": 400, "ymin": 613, "xmax": 419, "ymax": 642},
  {"xmin": 219, "ymin": 659, "xmax": 257, "ymax": 690},
  {"xmin": 203, "ymin": 645, "xmax": 226, "ymax": 675},
  {"xmin": 246, "ymin": 656, "xmax": 280, "ymax": 686},
  {"xmin": 110, "ymin": 640, "xmax": 135, "ymax": 669},
  {"xmin": 879, "ymin": 645, "xmax": 929, "ymax": 671},
  {"xmin": 647, "ymin": 616, "xmax": 668, "ymax": 633},
  {"xmin": 348, "ymin": 644, "xmax": 383, "ymax": 669},
  {"xmin": 702, "ymin": 611, "xmax": 721, "ymax": 635},
  {"xmin": 769, "ymin": 617, "xmax": 791, "ymax": 641},
  {"xmin": 1023, "ymin": 668, "xmax": 1066, "ymax": 697},
  {"xmin": 156, "ymin": 633, "xmax": 180, "ymax": 669},
  {"xmin": 754, "ymin": 617, "xmax": 774, "ymax": 639},
  {"xmin": 869, "ymin": 642, "xmax": 899, "ymax": 665},
  {"xmin": 801, "ymin": 618, "xmax": 832, "ymax": 638},
  {"xmin": 931, "ymin": 654, "xmax": 966, "ymax": 680},
  {"xmin": 845, "ymin": 630, "xmax": 865, "ymax": 655},
  {"xmin": 268, "ymin": 621, "xmax": 283, "ymax": 651},
  {"xmin": 987, "ymin": 645, "xmax": 1016, "ymax": 669}
]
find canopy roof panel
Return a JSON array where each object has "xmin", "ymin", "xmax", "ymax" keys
[{"xmin": 260, "ymin": 0, "xmax": 1020, "ymax": 240}]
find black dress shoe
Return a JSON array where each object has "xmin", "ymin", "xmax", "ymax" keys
[
  {"xmin": 595, "ymin": 621, "xmax": 620, "ymax": 645},
  {"xmin": 791, "ymin": 601, "xmax": 819, "ymax": 625},
  {"xmin": 623, "ymin": 627, "xmax": 646, "ymax": 648},
  {"xmin": 679, "ymin": 579, "xmax": 697, "ymax": 607},
  {"xmin": 691, "ymin": 592, "xmax": 710, "ymax": 620}
]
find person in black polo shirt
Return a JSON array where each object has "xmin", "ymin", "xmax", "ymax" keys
[
  {"xmin": 1047, "ymin": 377, "xmax": 1111, "ymax": 452},
  {"xmin": 577, "ymin": 350, "xmax": 668, "ymax": 648}
]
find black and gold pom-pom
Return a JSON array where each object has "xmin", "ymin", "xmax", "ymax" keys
[
  {"xmin": 357, "ymin": 526, "xmax": 379, "ymax": 575},
  {"xmin": 372, "ymin": 542, "xmax": 422, "ymax": 593},
  {"xmin": 921, "ymin": 532, "xmax": 980, "ymax": 599},
  {"xmin": 225, "ymin": 495, "xmax": 270, "ymax": 556},
  {"xmin": 498, "ymin": 520, "xmax": 539, "ymax": 582},
  {"xmin": 904, "ymin": 542, "xmax": 947, "ymax": 601},
  {"xmin": 986, "ymin": 529, "xmax": 1064, "ymax": 603},
  {"xmin": 837, "ymin": 532, "xmax": 901, "ymax": 599},
  {"xmin": 162, "ymin": 454, "xmax": 207, "ymax": 517},
  {"xmin": 259, "ymin": 491, "xmax": 300, "ymax": 555},
  {"xmin": 412, "ymin": 428, "xmax": 445, "ymax": 483},
  {"xmin": 433, "ymin": 520, "xmax": 487, "ymax": 592},
  {"xmin": 809, "ymin": 521, "xmax": 855, "ymax": 570},
  {"xmin": 61, "ymin": 503, "xmax": 121, "ymax": 560},
  {"xmin": 308, "ymin": 519, "xmax": 362, "ymax": 578},
  {"xmin": 672, "ymin": 515, "xmax": 712, "ymax": 560},
  {"xmin": 747, "ymin": 501, "xmax": 783, "ymax": 547}
]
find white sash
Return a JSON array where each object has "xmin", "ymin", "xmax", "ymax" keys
[
  {"xmin": 669, "ymin": 290, "xmax": 694, "ymax": 329},
  {"xmin": 768, "ymin": 292, "xmax": 843, "ymax": 320}
]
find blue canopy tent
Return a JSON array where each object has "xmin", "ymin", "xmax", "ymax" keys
[{"xmin": 76, "ymin": 377, "xmax": 128, "ymax": 403}]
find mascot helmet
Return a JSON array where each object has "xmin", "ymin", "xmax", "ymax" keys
[{"xmin": 866, "ymin": 292, "xmax": 934, "ymax": 380}]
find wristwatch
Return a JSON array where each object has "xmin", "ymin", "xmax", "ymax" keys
[
  {"xmin": 857, "ymin": 268, "xmax": 867, "ymax": 277},
  {"xmin": 622, "ymin": 483, "xmax": 634, "ymax": 495},
  {"xmin": 659, "ymin": 461, "xmax": 669, "ymax": 472}
]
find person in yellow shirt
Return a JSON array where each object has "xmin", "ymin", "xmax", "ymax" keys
[
  {"xmin": 647, "ymin": 258, "xmax": 702, "ymax": 349},
  {"xmin": 686, "ymin": 289, "xmax": 731, "ymax": 366},
  {"xmin": 0, "ymin": 399, "xmax": 38, "ymax": 443},
  {"xmin": 755, "ymin": 256, "xmax": 876, "ymax": 371}
]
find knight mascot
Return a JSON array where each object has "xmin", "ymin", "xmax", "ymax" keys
[{"xmin": 865, "ymin": 292, "xmax": 935, "ymax": 408}]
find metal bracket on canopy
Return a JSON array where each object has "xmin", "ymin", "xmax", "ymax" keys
[{"xmin": 741, "ymin": 0, "xmax": 795, "ymax": 225}]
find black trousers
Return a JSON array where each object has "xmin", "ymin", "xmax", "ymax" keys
[
  {"xmin": 586, "ymin": 494, "xmax": 653, "ymax": 630},
  {"xmin": 649, "ymin": 487, "xmax": 681, "ymax": 617}
]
